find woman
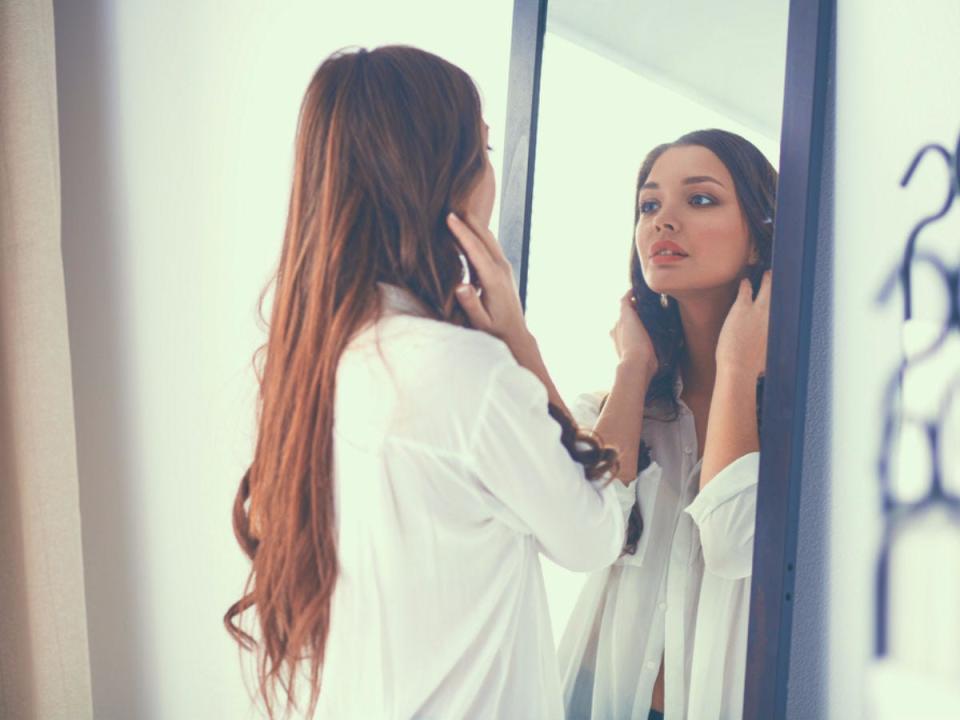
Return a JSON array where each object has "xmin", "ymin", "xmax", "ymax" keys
[
  {"xmin": 558, "ymin": 129, "xmax": 776, "ymax": 720},
  {"xmin": 224, "ymin": 46, "xmax": 626, "ymax": 719}
]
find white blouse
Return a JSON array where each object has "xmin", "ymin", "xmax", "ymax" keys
[
  {"xmin": 557, "ymin": 384, "xmax": 759, "ymax": 720},
  {"xmin": 315, "ymin": 285, "xmax": 625, "ymax": 719}
]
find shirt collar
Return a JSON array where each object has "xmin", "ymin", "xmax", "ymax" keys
[
  {"xmin": 673, "ymin": 373, "xmax": 684, "ymax": 398},
  {"xmin": 377, "ymin": 282, "xmax": 433, "ymax": 319}
]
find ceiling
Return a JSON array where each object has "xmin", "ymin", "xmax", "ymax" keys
[{"xmin": 548, "ymin": 0, "xmax": 790, "ymax": 140}]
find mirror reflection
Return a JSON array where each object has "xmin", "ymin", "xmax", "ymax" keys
[{"xmin": 525, "ymin": 2, "xmax": 788, "ymax": 718}]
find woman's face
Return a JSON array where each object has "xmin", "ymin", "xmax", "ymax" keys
[
  {"xmin": 464, "ymin": 123, "xmax": 496, "ymax": 227},
  {"xmin": 635, "ymin": 145, "xmax": 754, "ymax": 298}
]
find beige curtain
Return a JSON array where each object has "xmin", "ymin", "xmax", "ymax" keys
[{"xmin": 0, "ymin": 1, "xmax": 93, "ymax": 718}]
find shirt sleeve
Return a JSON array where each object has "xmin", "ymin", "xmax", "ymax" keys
[
  {"xmin": 466, "ymin": 363, "xmax": 625, "ymax": 572},
  {"xmin": 684, "ymin": 452, "xmax": 759, "ymax": 579}
]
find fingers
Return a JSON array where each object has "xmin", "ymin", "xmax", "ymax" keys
[
  {"xmin": 757, "ymin": 269, "xmax": 773, "ymax": 304},
  {"xmin": 447, "ymin": 213, "xmax": 498, "ymax": 281},
  {"xmin": 455, "ymin": 284, "xmax": 492, "ymax": 331},
  {"xmin": 462, "ymin": 211, "xmax": 509, "ymax": 267}
]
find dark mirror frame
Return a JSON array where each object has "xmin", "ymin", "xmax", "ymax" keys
[{"xmin": 497, "ymin": 1, "xmax": 834, "ymax": 717}]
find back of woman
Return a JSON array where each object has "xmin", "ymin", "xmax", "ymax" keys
[
  {"xmin": 324, "ymin": 307, "xmax": 559, "ymax": 717},
  {"xmin": 224, "ymin": 46, "xmax": 626, "ymax": 719}
]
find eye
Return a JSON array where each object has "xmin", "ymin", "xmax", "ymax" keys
[
  {"xmin": 639, "ymin": 199, "xmax": 660, "ymax": 214},
  {"xmin": 690, "ymin": 193, "xmax": 717, "ymax": 207}
]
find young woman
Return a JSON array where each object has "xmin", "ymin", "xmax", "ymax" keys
[
  {"xmin": 557, "ymin": 129, "xmax": 776, "ymax": 720},
  {"xmin": 224, "ymin": 46, "xmax": 627, "ymax": 719}
]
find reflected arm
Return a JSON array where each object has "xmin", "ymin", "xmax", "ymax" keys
[
  {"xmin": 700, "ymin": 366, "xmax": 760, "ymax": 490},
  {"xmin": 593, "ymin": 356, "xmax": 655, "ymax": 485}
]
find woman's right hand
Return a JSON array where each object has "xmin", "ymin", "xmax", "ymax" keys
[
  {"xmin": 446, "ymin": 211, "xmax": 576, "ymax": 414},
  {"xmin": 446, "ymin": 212, "xmax": 532, "ymax": 353},
  {"xmin": 610, "ymin": 291, "xmax": 659, "ymax": 379}
]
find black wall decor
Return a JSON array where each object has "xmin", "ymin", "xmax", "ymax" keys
[{"xmin": 874, "ymin": 131, "xmax": 960, "ymax": 658}]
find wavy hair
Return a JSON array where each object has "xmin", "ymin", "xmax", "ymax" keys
[
  {"xmin": 223, "ymin": 45, "xmax": 618, "ymax": 718},
  {"xmin": 621, "ymin": 128, "xmax": 777, "ymax": 553}
]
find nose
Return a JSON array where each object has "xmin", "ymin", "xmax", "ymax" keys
[{"xmin": 653, "ymin": 204, "xmax": 679, "ymax": 233}]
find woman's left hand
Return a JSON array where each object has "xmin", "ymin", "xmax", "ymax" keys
[{"xmin": 716, "ymin": 270, "xmax": 771, "ymax": 379}]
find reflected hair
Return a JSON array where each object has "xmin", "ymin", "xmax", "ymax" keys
[
  {"xmin": 223, "ymin": 45, "xmax": 618, "ymax": 719},
  {"xmin": 621, "ymin": 128, "xmax": 777, "ymax": 553}
]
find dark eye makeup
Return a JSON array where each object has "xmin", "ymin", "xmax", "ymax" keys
[{"xmin": 637, "ymin": 193, "xmax": 720, "ymax": 214}]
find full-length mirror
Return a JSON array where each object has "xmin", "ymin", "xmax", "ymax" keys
[{"xmin": 502, "ymin": 1, "xmax": 809, "ymax": 717}]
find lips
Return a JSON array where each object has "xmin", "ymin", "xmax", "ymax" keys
[{"xmin": 649, "ymin": 240, "xmax": 688, "ymax": 260}]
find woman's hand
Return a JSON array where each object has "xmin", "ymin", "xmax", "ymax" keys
[
  {"xmin": 446, "ymin": 212, "xmax": 571, "ymax": 414},
  {"xmin": 610, "ymin": 291, "xmax": 658, "ymax": 379},
  {"xmin": 716, "ymin": 270, "xmax": 771, "ymax": 379},
  {"xmin": 446, "ymin": 212, "xmax": 531, "ymax": 353}
]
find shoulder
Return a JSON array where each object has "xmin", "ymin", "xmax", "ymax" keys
[
  {"xmin": 404, "ymin": 316, "xmax": 516, "ymax": 377},
  {"xmin": 351, "ymin": 314, "xmax": 512, "ymax": 363},
  {"xmin": 351, "ymin": 314, "xmax": 520, "ymax": 403}
]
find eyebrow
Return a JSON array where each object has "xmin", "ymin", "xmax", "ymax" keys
[{"xmin": 640, "ymin": 175, "xmax": 726, "ymax": 190}]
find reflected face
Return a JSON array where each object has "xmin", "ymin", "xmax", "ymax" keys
[
  {"xmin": 635, "ymin": 146, "xmax": 754, "ymax": 297},
  {"xmin": 464, "ymin": 123, "xmax": 496, "ymax": 227}
]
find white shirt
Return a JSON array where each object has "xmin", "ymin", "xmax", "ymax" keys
[
  {"xmin": 316, "ymin": 285, "xmax": 625, "ymax": 719},
  {"xmin": 557, "ymin": 385, "xmax": 759, "ymax": 720}
]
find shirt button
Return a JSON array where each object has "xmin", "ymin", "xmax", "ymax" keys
[
  {"xmin": 646, "ymin": 660, "xmax": 657, "ymax": 669},
  {"xmin": 683, "ymin": 445, "xmax": 693, "ymax": 455},
  {"xmin": 659, "ymin": 602, "xmax": 667, "ymax": 611}
]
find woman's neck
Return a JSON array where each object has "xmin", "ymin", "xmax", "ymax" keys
[{"xmin": 677, "ymin": 288, "xmax": 736, "ymax": 397}]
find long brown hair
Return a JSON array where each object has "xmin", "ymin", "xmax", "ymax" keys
[{"xmin": 224, "ymin": 45, "xmax": 617, "ymax": 718}]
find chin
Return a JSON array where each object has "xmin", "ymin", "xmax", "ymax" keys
[{"xmin": 643, "ymin": 275, "xmax": 676, "ymax": 296}]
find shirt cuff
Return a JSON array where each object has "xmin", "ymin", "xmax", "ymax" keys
[
  {"xmin": 612, "ymin": 474, "xmax": 638, "ymax": 519},
  {"xmin": 684, "ymin": 452, "xmax": 760, "ymax": 525}
]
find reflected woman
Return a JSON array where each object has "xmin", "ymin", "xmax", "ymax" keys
[
  {"xmin": 224, "ymin": 46, "xmax": 627, "ymax": 719},
  {"xmin": 558, "ymin": 129, "xmax": 776, "ymax": 720}
]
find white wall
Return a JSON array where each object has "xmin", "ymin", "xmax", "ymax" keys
[
  {"xmin": 831, "ymin": 1, "xmax": 960, "ymax": 717},
  {"xmin": 54, "ymin": 2, "xmax": 512, "ymax": 717}
]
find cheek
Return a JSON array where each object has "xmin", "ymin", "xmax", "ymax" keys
[
  {"xmin": 694, "ymin": 211, "xmax": 750, "ymax": 257},
  {"xmin": 634, "ymin": 220, "xmax": 654, "ymax": 249},
  {"xmin": 468, "ymin": 161, "xmax": 496, "ymax": 223},
  {"xmin": 633, "ymin": 224, "xmax": 649, "ymax": 268}
]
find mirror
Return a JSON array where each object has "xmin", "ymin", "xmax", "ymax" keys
[
  {"xmin": 526, "ymin": 0, "xmax": 786, "ymax": 418},
  {"xmin": 496, "ymin": 0, "xmax": 829, "ymax": 717}
]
